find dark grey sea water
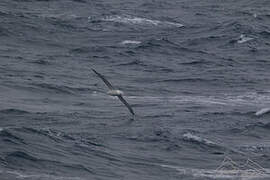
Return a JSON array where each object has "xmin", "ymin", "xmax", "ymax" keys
[{"xmin": 1, "ymin": 0, "xmax": 270, "ymax": 179}]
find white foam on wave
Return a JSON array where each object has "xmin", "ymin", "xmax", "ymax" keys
[
  {"xmin": 171, "ymin": 95, "xmax": 228, "ymax": 105},
  {"xmin": 128, "ymin": 95, "xmax": 228, "ymax": 105},
  {"xmin": 159, "ymin": 156, "xmax": 270, "ymax": 179},
  {"xmin": 1, "ymin": 170, "xmax": 84, "ymax": 180},
  {"xmin": 102, "ymin": 15, "xmax": 184, "ymax": 27},
  {"xmin": 225, "ymin": 92, "xmax": 270, "ymax": 106},
  {"xmin": 128, "ymin": 92, "xmax": 270, "ymax": 107},
  {"xmin": 240, "ymin": 144, "xmax": 270, "ymax": 152},
  {"xmin": 160, "ymin": 164, "xmax": 270, "ymax": 179},
  {"xmin": 255, "ymin": 108, "xmax": 270, "ymax": 116},
  {"xmin": 39, "ymin": 13, "xmax": 79, "ymax": 20},
  {"xmin": 237, "ymin": 34, "xmax": 254, "ymax": 43},
  {"xmin": 121, "ymin": 40, "xmax": 141, "ymax": 45},
  {"xmin": 182, "ymin": 133, "xmax": 217, "ymax": 146}
]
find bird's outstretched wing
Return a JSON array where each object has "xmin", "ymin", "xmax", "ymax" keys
[
  {"xmin": 118, "ymin": 95, "xmax": 135, "ymax": 115},
  {"xmin": 92, "ymin": 69, "xmax": 114, "ymax": 90}
]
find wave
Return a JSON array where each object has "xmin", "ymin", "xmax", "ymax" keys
[
  {"xmin": 135, "ymin": 37, "xmax": 182, "ymax": 51},
  {"xmin": 128, "ymin": 92, "xmax": 270, "ymax": 107},
  {"xmin": 37, "ymin": 12, "xmax": 81, "ymax": 22},
  {"xmin": 14, "ymin": 127, "xmax": 104, "ymax": 147},
  {"xmin": 100, "ymin": 15, "xmax": 184, "ymax": 28},
  {"xmin": 116, "ymin": 59, "xmax": 148, "ymax": 67},
  {"xmin": 0, "ymin": 170, "xmax": 85, "ymax": 180},
  {"xmin": 18, "ymin": 127, "xmax": 65, "ymax": 143},
  {"xmin": 126, "ymin": 128, "xmax": 173, "ymax": 143},
  {"xmin": 0, "ymin": 128, "xmax": 25, "ymax": 144},
  {"xmin": 0, "ymin": 127, "xmax": 67, "ymax": 146},
  {"xmin": 29, "ymin": 59, "xmax": 51, "ymax": 65},
  {"xmin": 29, "ymin": 83, "xmax": 92, "ymax": 95},
  {"xmin": 180, "ymin": 133, "xmax": 237, "ymax": 155},
  {"xmin": 0, "ymin": 27, "xmax": 11, "ymax": 37},
  {"xmin": 245, "ymin": 122, "xmax": 270, "ymax": 130},
  {"xmin": 30, "ymin": 83, "xmax": 74, "ymax": 95},
  {"xmin": 223, "ymin": 122, "xmax": 270, "ymax": 138},
  {"xmin": 3, "ymin": 150, "xmax": 93, "ymax": 178},
  {"xmin": 69, "ymin": 47, "xmax": 92, "ymax": 54},
  {"xmin": 0, "ymin": 109, "xmax": 30, "ymax": 115},
  {"xmin": 180, "ymin": 59, "xmax": 207, "ymax": 65},
  {"xmin": 160, "ymin": 164, "xmax": 270, "ymax": 179},
  {"xmin": 0, "ymin": 10, "xmax": 8, "ymax": 16},
  {"xmin": 6, "ymin": 151, "xmax": 38, "ymax": 162},
  {"xmin": 128, "ymin": 95, "xmax": 228, "ymax": 106},
  {"xmin": 158, "ymin": 78, "xmax": 212, "ymax": 83},
  {"xmin": 4, "ymin": 148, "xmax": 95, "ymax": 174},
  {"xmin": 182, "ymin": 133, "xmax": 217, "ymax": 146},
  {"xmin": 239, "ymin": 144, "xmax": 270, "ymax": 153},
  {"xmin": 255, "ymin": 108, "xmax": 270, "ymax": 116},
  {"xmin": 121, "ymin": 40, "xmax": 141, "ymax": 45}
]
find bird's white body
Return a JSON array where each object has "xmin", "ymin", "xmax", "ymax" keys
[
  {"xmin": 107, "ymin": 90, "xmax": 124, "ymax": 96},
  {"xmin": 92, "ymin": 68, "xmax": 134, "ymax": 115}
]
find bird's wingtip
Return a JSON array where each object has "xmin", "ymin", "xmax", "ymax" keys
[{"xmin": 92, "ymin": 68, "xmax": 98, "ymax": 74}]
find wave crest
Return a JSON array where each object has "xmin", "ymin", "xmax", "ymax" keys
[{"xmin": 100, "ymin": 15, "xmax": 184, "ymax": 28}]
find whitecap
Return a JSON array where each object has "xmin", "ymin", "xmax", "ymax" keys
[
  {"xmin": 255, "ymin": 108, "xmax": 270, "ymax": 116},
  {"xmin": 160, "ymin": 157, "xmax": 270, "ymax": 180},
  {"xmin": 237, "ymin": 34, "xmax": 254, "ymax": 43},
  {"xmin": 102, "ymin": 15, "xmax": 184, "ymax": 28},
  {"xmin": 121, "ymin": 40, "xmax": 141, "ymax": 45},
  {"xmin": 182, "ymin": 133, "xmax": 216, "ymax": 146},
  {"xmin": 128, "ymin": 92, "xmax": 270, "ymax": 107},
  {"xmin": 39, "ymin": 13, "xmax": 80, "ymax": 20},
  {"xmin": 3, "ymin": 170, "xmax": 84, "ymax": 180},
  {"xmin": 160, "ymin": 164, "xmax": 270, "ymax": 179},
  {"xmin": 240, "ymin": 144, "xmax": 270, "ymax": 152}
]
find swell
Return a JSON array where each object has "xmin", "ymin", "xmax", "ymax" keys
[
  {"xmin": 125, "ymin": 127, "xmax": 230, "ymax": 153},
  {"xmin": 28, "ymin": 83, "xmax": 93, "ymax": 95},
  {"xmin": 4, "ymin": 151, "xmax": 94, "ymax": 174},
  {"xmin": 29, "ymin": 59, "xmax": 51, "ymax": 65},
  {"xmin": 157, "ymin": 78, "xmax": 214, "ymax": 83},
  {"xmin": 213, "ymin": 122, "xmax": 270, "ymax": 142},
  {"xmin": 0, "ymin": 128, "xmax": 25, "ymax": 145},
  {"xmin": 116, "ymin": 59, "xmax": 148, "ymax": 67},
  {"xmin": 0, "ymin": 170, "xmax": 85, "ymax": 180},
  {"xmin": 180, "ymin": 132, "xmax": 237, "ymax": 155},
  {"xmin": 203, "ymin": 110, "xmax": 256, "ymax": 117},
  {"xmin": 27, "ymin": 83, "xmax": 74, "ymax": 95},
  {"xmin": 135, "ymin": 38, "xmax": 184, "ymax": 52},
  {"xmin": 0, "ymin": 127, "xmax": 111, "ymax": 176},
  {"xmin": 0, "ymin": 109, "xmax": 30, "ymax": 115},
  {"xmin": 239, "ymin": 144, "xmax": 270, "ymax": 154},
  {"xmin": 0, "ymin": 26, "xmax": 12, "ymax": 37},
  {"xmin": 17, "ymin": 127, "xmax": 105, "ymax": 147},
  {"xmin": 100, "ymin": 15, "xmax": 184, "ymax": 28},
  {"xmin": 245, "ymin": 122, "xmax": 270, "ymax": 130}
]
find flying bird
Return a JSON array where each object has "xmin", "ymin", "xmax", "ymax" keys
[{"xmin": 92, "ymin": 69, "xmax": 135, "ymax": 115}]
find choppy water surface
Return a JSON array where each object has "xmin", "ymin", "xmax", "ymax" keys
[{"xmin": 1, "ymin": 0, "xmax": 270, "ymax": 179}]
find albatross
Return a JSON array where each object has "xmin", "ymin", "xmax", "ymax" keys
[{"xmin": 92, "ymin": 69, "xmax": 135, "ymax": 115}]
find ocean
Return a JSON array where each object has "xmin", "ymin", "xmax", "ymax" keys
[{"xmin": 1, "ymin": 0, "xmax": 270, "ymax": 179}]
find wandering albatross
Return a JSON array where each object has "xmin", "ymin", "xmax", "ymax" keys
[{"xmin": 92, "ymin": 69, "xmax": 135, "ymax": 115}]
